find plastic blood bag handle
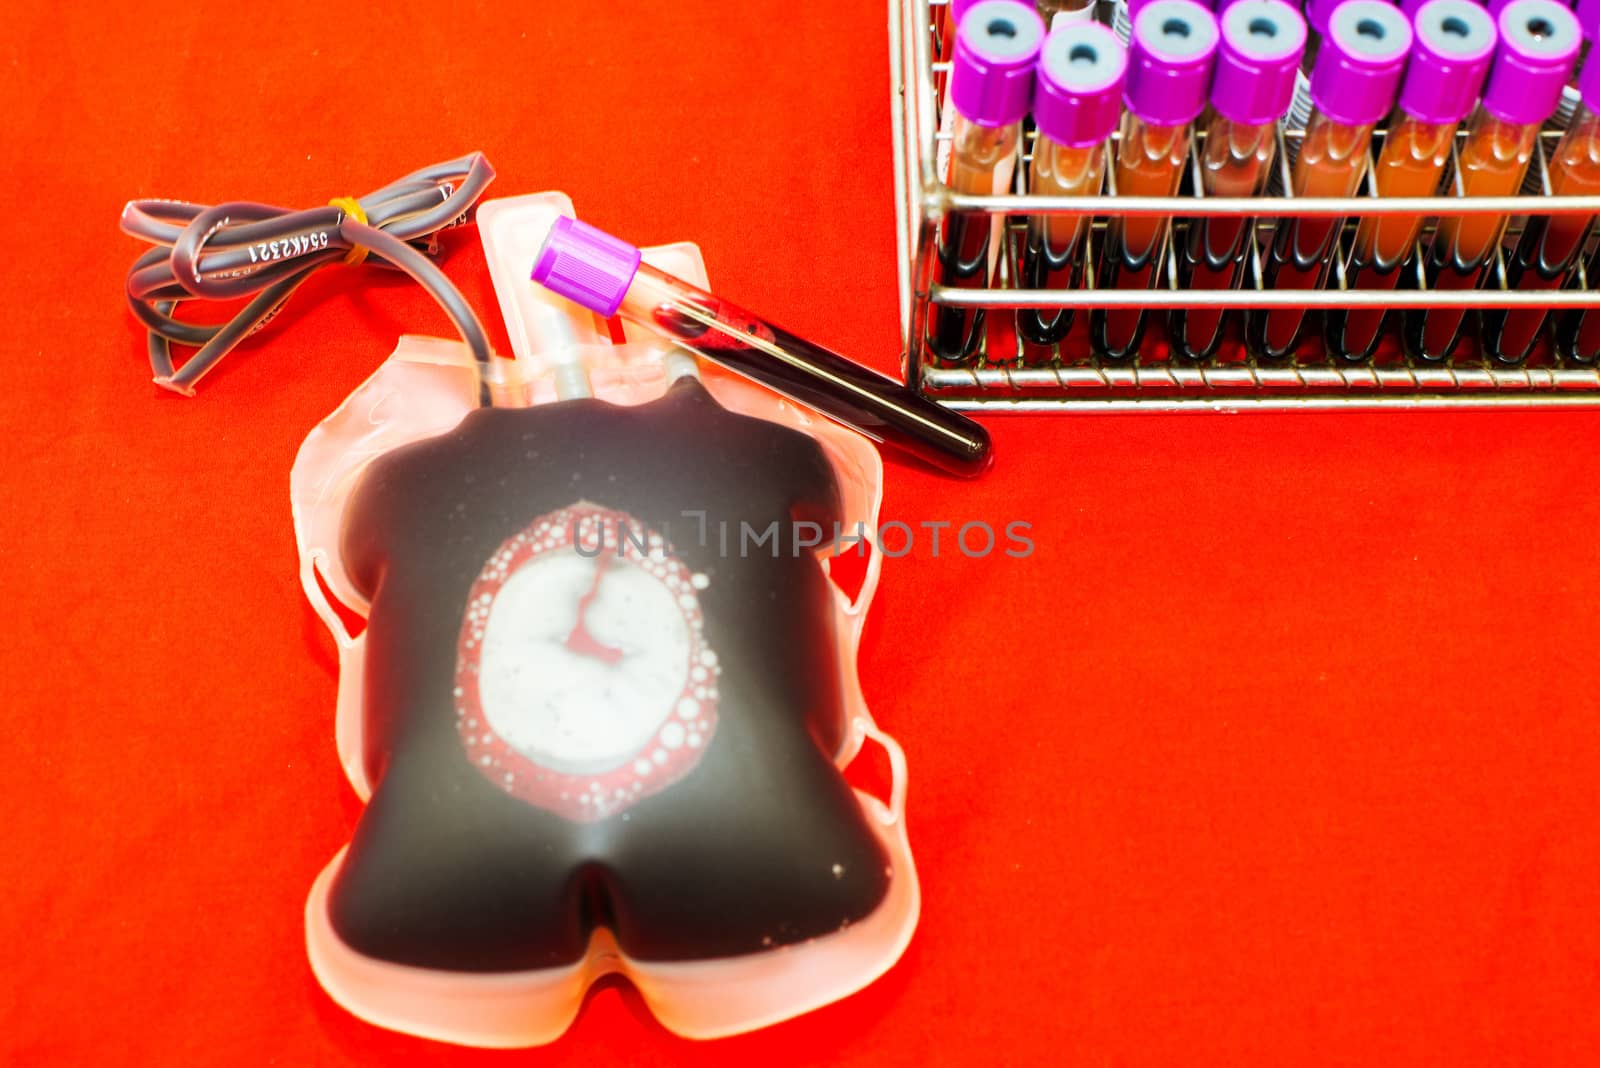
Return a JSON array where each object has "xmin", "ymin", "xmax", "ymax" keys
[{"xmin": 856, "ymin": 718, "xmax": 909, "ymax": 827}]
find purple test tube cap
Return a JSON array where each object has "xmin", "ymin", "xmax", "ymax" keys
[
  {"xmin": 1211, "ymin": 0, "xmax": 1308, "ymax": 125},
  {"xmin": 951, "ymin": 0, "xmax": 1047, "ymax": 127},
  {"xmin": 1400, "ymin": 0, "xmax": 1498, "ymax": 125},
  {"xmin": 1483, "ymin": 0, "xmax": 1581, "ymax": 124},
  {"xmin": 1130, "ymin": 0, "xmax": 1221, "ymax": 19},
  {"xmin": 1579, "ymin": 0, "xmax": 1600, "ymax": 43},
  {"xmin": 1127, "ymin": 0, "xmax": 1222, "ymax": 126},
  {"xmin": 1034, "ymin": 22, "xmax": 1129, "ymax": 146},
  {"xmin": 531, "ymin": 216, "xmax": 642, "ymax": 318},
  {"xmin": 949, "ymin": 0, "xmax": 1032, "ymax": 30},
  {"xmin": 1310, "ymin": 1, "xmax": 1413, "ymax": 126}
]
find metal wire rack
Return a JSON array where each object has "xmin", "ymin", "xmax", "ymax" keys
[{"xmin": 889, "ymin": 0, "xmax": 1600, "ymax": 410}]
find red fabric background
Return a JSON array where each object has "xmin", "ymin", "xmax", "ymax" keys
[{"xmin": 4, "ymin": 2, "xmax": 1599, "ymax": 1063}]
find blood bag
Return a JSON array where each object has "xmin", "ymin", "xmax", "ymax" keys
[{"xmin": 289, "ymin": 194, "xmax": 918, "ymax": 1046}]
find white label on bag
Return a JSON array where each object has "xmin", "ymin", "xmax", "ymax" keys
[{"xmin": 455, "ymin": 502, "xmax": 719, "ymax": 822}]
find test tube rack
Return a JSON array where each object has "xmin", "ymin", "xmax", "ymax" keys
[{"xmin": 889, "ymin": 0, "xmax": 1600, "ymax": 410}]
